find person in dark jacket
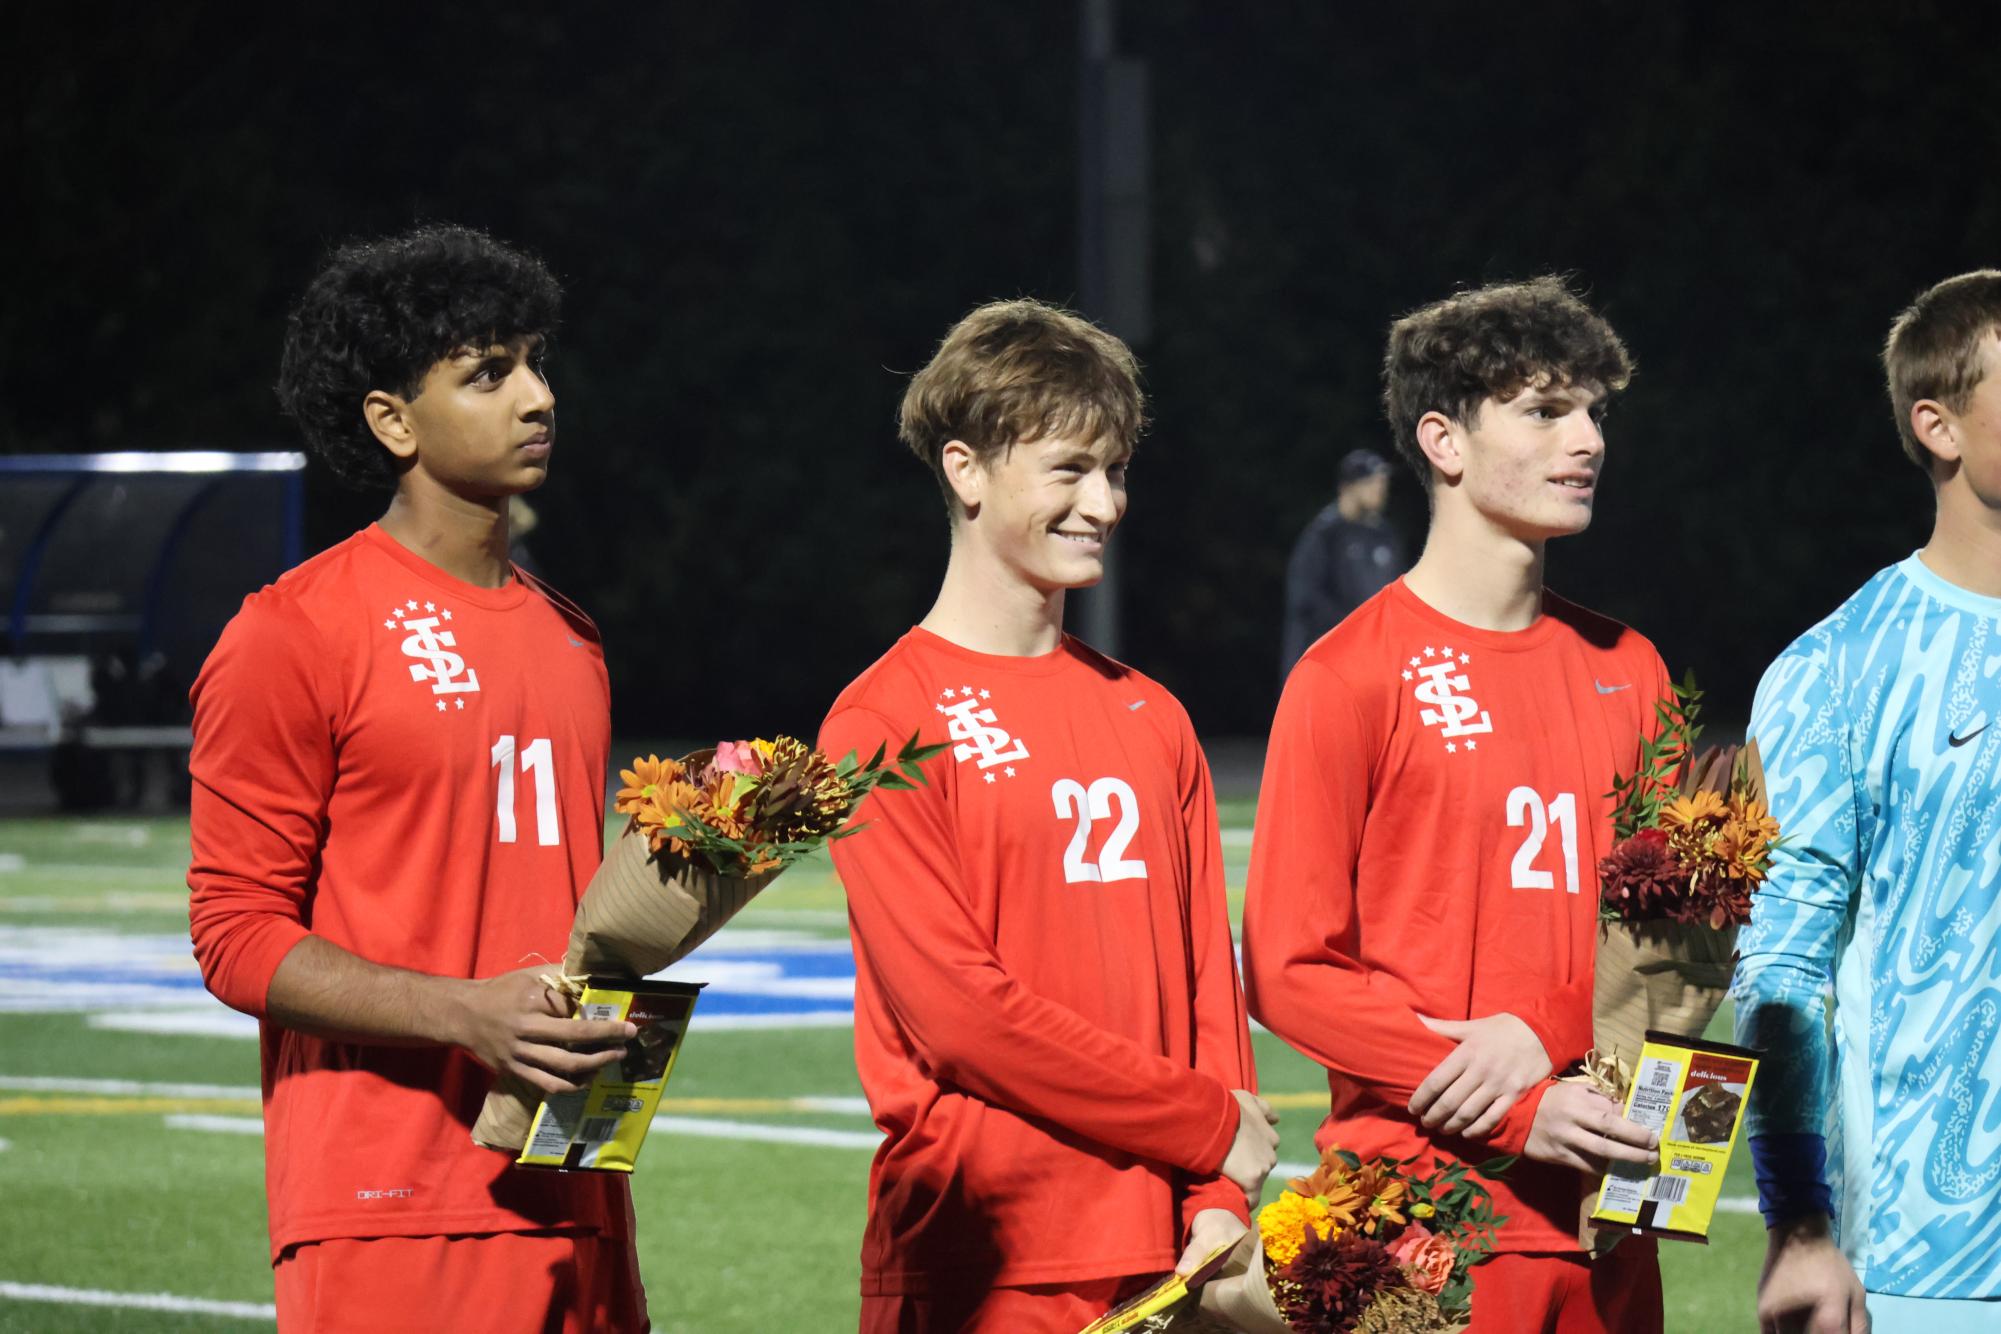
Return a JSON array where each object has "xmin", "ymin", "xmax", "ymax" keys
[{"xmin": 1279, "ymin": 448, "xmax": 1407, "ymax": 681}]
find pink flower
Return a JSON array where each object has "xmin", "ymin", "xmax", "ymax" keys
[
  {"xmin": 713, "ymin": 740, "xmax": 765, "ymax": 776},
  {"xmin": 1386, "ymin": 1222, "xmax": 1455, "ymax": 1296}
]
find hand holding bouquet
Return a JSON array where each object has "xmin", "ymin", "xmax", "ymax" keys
[{"xmin": 472, "ymin": 732, "xmax": 941, "ymax": 1151}]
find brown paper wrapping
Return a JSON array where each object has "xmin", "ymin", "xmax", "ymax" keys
[{"xmin": 470, "ymin": 826, "xmax": 775, "ymax": 1152}]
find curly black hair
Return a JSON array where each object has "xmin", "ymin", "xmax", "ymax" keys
[
  {"xmin": 1381, "ymin": 276, "xmax": 1633, "ymax": 484},
  {"xmin": 275, "ymin": 223, "xmax": 562, "ymax": 490}
]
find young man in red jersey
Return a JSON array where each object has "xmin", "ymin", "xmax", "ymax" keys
[
  {"xmin": 820, "ymin": 299, "xmax": 1280, "ymax": 1333},
  {"xmin": 188, "ymin": 225, "xmax": 647, "ymax": 1331},
  {"xmin": 1242, "ymin": 278, "xmax": 1668, "ymax": 1331}
]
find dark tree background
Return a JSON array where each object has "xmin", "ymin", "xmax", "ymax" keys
[{"xmin": 9, "ymin": 2, "xmax": 1998, "ymax": 741}]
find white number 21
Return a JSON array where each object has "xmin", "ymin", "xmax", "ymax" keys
[
  {"xmin": 1050, "ymin": 777, "xmax": 1149, "ymax": 883},
  {"xmin": 1506, "ymin": 786, "xmax": 1579, "ymax": 893},
  {"xmin": 492, "ymin": 734, "xmax": 560, "ymax": 846}
]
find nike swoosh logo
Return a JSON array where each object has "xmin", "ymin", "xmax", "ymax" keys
[
  {"xmin": 1594, "ymin": 680, "xmax": 1631, "ymax": 694},
  {"xmin": 1128, "ymin": 699, "xmax": 1147, "ymax": 711},
  {"xmin": 566, "ymin": 636, "xmax": 586, "ymax": 648},
  {"xmin": 1949, "ymin": 723, "xmax": 1989, "ymax": 747}
]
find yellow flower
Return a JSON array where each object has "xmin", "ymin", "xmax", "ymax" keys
[
  {"xmin": 1410, "ymin": 1201, "xmax": 1436, "ymax": 1219},
  {"xmin": 1661, "ymin": 789, "xmax": 1726, "ymax": 831},
  {"xmin": 1258, "ymin": 1191, "xmax": 1340, "ymax": 1268}
]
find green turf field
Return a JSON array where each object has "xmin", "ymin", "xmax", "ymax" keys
[{"xmin": 0, "ymin": 806, "xmax": 1765, "ymax": 1332}]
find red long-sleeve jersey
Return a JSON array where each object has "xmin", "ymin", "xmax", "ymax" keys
[
  {"xmin": 821, "ymin": 628, "xmax": 1255, "ymax": 1295},
  {"xmin": 1244, "ymin": 579, "xmax": 1669, "ymax": 1253},
  {"xmin": 187, "ymin": 524, "xmax": 627, "ymax": 1258}
]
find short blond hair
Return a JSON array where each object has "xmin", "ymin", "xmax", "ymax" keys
[
  {"xmin": 1883, "ymin": 270, "xmax": 2001, "ymax": 472},
  {"xmin": 898, "ymin": 299, "xmax": 1145, "ymax": 509}
]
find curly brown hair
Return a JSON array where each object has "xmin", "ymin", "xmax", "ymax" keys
[
  {"xmin": 1381, "ymin": 276, "xmax": 1633, "ymax": 484},
  {"xmin": 1882, "ymin": 270, "xmax": 2001, "ymax": 473},
  {"xmin": 898, "ymin": 298, "xmax": 1145, "ymax": 513}
]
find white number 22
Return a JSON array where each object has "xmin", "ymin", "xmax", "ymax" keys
[
  {"xmin": 1050, "ymin": 777, "xmax": 1149, "ymax": 883},
  {"xmin": 492, "ymin": 734, "xmax": 560, "ymax": 846},
  {"xmin": 1506, "ymin": 786, "xmax": 1579, "ymax": 893}
]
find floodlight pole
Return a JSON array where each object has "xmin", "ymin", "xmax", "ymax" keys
[{"xmin": 1074, "ymin": 0, "xmax": 1149, "ymax": 658}]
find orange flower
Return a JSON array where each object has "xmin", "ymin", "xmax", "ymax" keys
[
  {"xmin": 633, "ymin": 779, "xmax": 703, "ymax": 857},
  {"xmin": 615, "ymin": 755, "xmax": 685, "ymax": 816},
  {"xmin": 1386, "ymin": 1222, "xmax": 1456, "ymax": 1295},
  {"xmin": 1661, "ymin": 789, "xmax": 1726, "ymax": 831},
  {"xmin": 1351, "ymin": 1164, "xmax": 1410, "ymax": 1233}
]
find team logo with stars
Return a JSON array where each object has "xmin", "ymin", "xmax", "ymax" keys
[
  {"xmin": 936, "ymin": 686, "xmax": 1028, "ymax": 781},
  {"xmin": 383, "ymin": 599, "xmax": 481, "ymax": 711},
  {"xmin": 1403, "ymin": 644, "xmax": 1491, "ymax": 753}
]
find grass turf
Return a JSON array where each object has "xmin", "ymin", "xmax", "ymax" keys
[{"xmin": 0, "ymin": 810, "xmax": 1764, "ymax": 1332}]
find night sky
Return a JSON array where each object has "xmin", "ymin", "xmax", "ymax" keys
[{"xmin": 10, "ymin": 2, "xmax": 2000, "ymax": 738}]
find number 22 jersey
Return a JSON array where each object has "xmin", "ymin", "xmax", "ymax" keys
[
  {"xmin": 820, "ymin": 627, "xmax": 1257, "ymax": 1295},
  {"xmin": 188, "ymin": 523, "xmax": 627, "ymax": 1258}
]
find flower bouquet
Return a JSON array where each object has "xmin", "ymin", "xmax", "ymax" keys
[
  {"xmin": 1183, "ymin": 1145, "xmax": 1505, "ymax": 1333},
  {"xmin": 471, "ymin": 732, "xmax": 942, "ymax": 1151},
  {"xmin": 1573, "ymin": 675, "xmax": 1778, "ymax": 1250},
  {"xmin": 1592, "ymin": 674, "xmax": 1776, "ymax": 1068}
]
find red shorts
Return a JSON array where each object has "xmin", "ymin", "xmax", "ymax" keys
[
  {"xmin": 274, "ymin": 1229, "xmax": 647, "ymax": 1333},
  {"xmin": 860, "ymin": 1276, "xmax": 1148, "ymax": 1334},
  {"xmin": 1466, "ymin": 1241, "xmax": 1661, "ymax": 1334}
]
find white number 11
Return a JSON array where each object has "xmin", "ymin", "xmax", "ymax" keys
[
  {"xmin": 1506, "ymin": 786, "xmax": 1579, "ymax": 893},
  {"xmin": 492, "ymin": 734, "xmax": 560, "ymax": 846}
]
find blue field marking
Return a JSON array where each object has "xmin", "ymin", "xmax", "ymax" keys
[{"xmin": 0, "ymin": 925, "xmax": 859, "ymax": 1031}]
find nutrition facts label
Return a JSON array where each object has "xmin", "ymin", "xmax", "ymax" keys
[{"xmin": 1595, "ymin": 1054, "xmax": 1683, "ymax": 1218}]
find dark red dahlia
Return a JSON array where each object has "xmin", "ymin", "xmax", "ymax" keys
[
  {"xmin": 1597, "ymin": 828, "xmax": 1687, "ymax": 922},
  {"xmin": 1278, "ymin": 1233, "xmax": 1405, "ymax": 1333}
]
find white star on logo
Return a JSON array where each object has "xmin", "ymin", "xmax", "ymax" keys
[
  {"xmin": 1459, "ymin": 652, "xmax": 1469, "ymax": 663},
  {"xmin": 1424, "ymin": 646, "xmax": 1435, "ymax": 656},
  {"xmin": 1441, "ymin": 645, "xmax": 1452, "ymax": 655},
  {"xmin": 436, "ymin": 700, "xmax": 446, "ymax": 712},
  {"xmin": 979, "ymin": 689, "xmax": 990, "ymax": 699},
  {"xmin": 388, "ymin": 608, "xmax": 402, "ymax": 620},
  {"xmin": 1003, "ymin": 766, "xmax": 1015, "ymax": 777},
  {"xmin": 1401, "ymin": 669, "xmax": 1412, "ymax": 681},
  {"xmin": 454, "ymin": 698, "xmax": 465, "ymax": 709},
  {"xmin": 406, "ymin": 600, "xmax": 418, "ymax": 611},
  {"xmin": 983, "ymin": 772, "xmax": 995, "ymax": 784},
  {"xmin": 960, "ymin": 686, "xmax": 975, "ymax": 697},
  {"xmin": 424, "ymin": 602, "xmax": 436, "ymax": 612},
  {"xmin": 383, "ymin": 619, "xmax": 396, "ymax": 629},
  {"xmin": 935, "ymin": 703, "xmax": 947, "ymax": 713},
  {"xmin": 940, "ymin": 689, "xmax": 954, "ymax": 700},
  {"xmin": 1466, "ymin": 739, "xmax": 1477, "ymax": 750},
  {"xmin": 442, "ymin": 609, "xmax": 453, "ymax": 621},
  {"xmin": 1445, "ymin": 741, "xmax": 1457, "ymax": 753},
  {"xmin": 1409, "ymin": 656, "xmax": 1421, "ymax": 668}
]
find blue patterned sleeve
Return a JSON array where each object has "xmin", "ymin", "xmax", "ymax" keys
[{"xmin": 1732, "ymin": 638, "xmax": 1863, "ymax": 1141}]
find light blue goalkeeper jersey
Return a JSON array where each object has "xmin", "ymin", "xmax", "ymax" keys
[{"xmin": 1733, "ymin": 554, "xmax": 2001, "ymax": 1298}]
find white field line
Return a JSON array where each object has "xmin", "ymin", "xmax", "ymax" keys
[
  {"xmin": 162, "ymin": 1108, "xmax": 883, "ymax": 1150},
  {"xmin": 165, "ymin": 1114, "xmax": 262, "ymax": 1134},
  {"xmin": 0, "ymin": 1074, "xmax": 260, "ymax": 1099},
  {"xmin": 0, "ymin": 1282, "xmax": 273, "ymax": 1321}
]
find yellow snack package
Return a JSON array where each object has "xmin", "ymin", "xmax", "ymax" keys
[
  {"xmin": 1590, "ymin": 1029, "xmax": 1760, "ymax": 1241},
  {"xmin": 1075, "ymin": 1236, "xmax": 1240, "ymax": 1333},
  {"xmin": 516, "ymin": 978, "xmax": 704, "ymax": 1173}
]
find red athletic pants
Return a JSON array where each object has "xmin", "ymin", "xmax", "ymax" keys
[
  {"xmin": 860, "ymin": 1275, "xmax": 1149, "ymax": 1334},
  {"xmin": 1466, "ymin": 1240, "xmax": 1662, "ymax": 1333},
  {"xmin": 273, "ymin": 1229, "xmax": 647, "ymax": 1333}
]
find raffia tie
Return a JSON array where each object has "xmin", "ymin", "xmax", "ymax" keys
[{"xmin": 1562, "ymin": 1047, "xmax": 1633, "ymax": 1103}]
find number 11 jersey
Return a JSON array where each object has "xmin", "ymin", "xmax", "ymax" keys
[{"xmin": 821, "ymin": 627, "xmax": 1256, "ymax": 1296}]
